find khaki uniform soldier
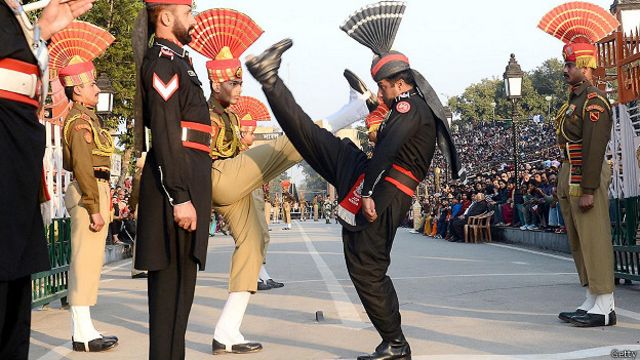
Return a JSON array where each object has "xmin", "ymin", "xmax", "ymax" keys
[
  {"xmin": 539, "ymin": 2, "xmax": 619, "ymax": 327},
  {"xmin": 262, "ymin": 184, "xmax": 272, "ymax": 228},
  {"xmin": 313, "ymin": 196, "xmax": 319, "ymax": 221},
  {"xmin": 281, "ymin": 180, "xmax": 293, "ymax": 230},
  {"xmin": 190, "ymin": 9, "xmax": 376, "ymax": 353},
  {"xmin": 273, "ymin": 194, "xmax": 281, "ymax": 224},
  {"xmin": 300, "ymin": 199, "xmax": 307, "ymax": 221},
  {"xmin": 51, "ymin": 22, "xmax": 119, "ymax": 352}
]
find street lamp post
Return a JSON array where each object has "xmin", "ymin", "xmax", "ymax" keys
[
  {"xmin": 96, "ymin": 73, "xmax": 115, "ymax": 115},
  {"xmin": 503, "ymin": 54, "xmax": 524, "ymax": 182},
  {"xmin": 545, "ymin": 95, "xmax": 553, "ymax": 121}
]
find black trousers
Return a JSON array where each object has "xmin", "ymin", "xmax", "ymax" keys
[
  {"xmin": 263, "ymin": 77, "xmax": 409, "ymax": 341},
  {"xmin": 450, "ymin": 217, "xmax": 466, "ymax": 240},
  {"xmin": 0, "ymin": 276, "xmax": 31, "ymax": 360},
  {"xmin": 147, "ymin": 229, "xmax": 198, "ymax": 360}
]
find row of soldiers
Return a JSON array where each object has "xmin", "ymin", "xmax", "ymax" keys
[{"xmin": 0, "ymin": 1, "xmax": 619, "ymax": 360}]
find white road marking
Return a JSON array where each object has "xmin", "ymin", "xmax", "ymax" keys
[
  {"xmin": 295, "ymin": 221, "xmax": 368, "ymax": 329},
  {"xmin": 488, "ymin": 243, "xmax": 573, "ymax": 261}
]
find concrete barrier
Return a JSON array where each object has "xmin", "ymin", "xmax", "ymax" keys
[{"xmin": 492, "ymin": 227, "xmax": 571, "ymax": 254}]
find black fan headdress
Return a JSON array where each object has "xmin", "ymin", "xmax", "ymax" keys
[
  {"xmin": 340, "ymin": 1, "xmax": 409, "ymax": 82},
  {"xmin": 340, "ymin": 1, "xmax": 462, "ymax": 180}
]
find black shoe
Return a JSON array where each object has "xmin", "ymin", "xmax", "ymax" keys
[
  {"xmin": 72, "ymin": 336, "xmax": 118, "ymax": 352},
  {"xmin": 343, "ymin": 69, "xmax": 379, "ymax": 112},
  {"xmin": 569, "ymin": 310, "xmax": 617, "ymax": 327},
  {"xmin": 357, "ymin": 337, "xmax": 411, "ymax": 360},
  {"xmin": 212, "ymin": 339, "xmax": 262, "ymax": 354},
  {"xmin": 131, "ymin": 272, "xmax": 148, "ymax": 279},
  {"xmin": 558, "ymin": 309, "xmax": 587, "ymax": 322},
  {"xmin": 257, "ymin": 280, "xmax": 272, "ymax": 291},
  {"xmin": 245, "ymin": 38, "xmax": 293, "ymax": 87},
  {"xmin": 266, "ymin": 279, "xmax": 284, "ymax": 288},
  {"xmin": 100, "ymin": 334, "xmax": 118, "ymax": 342}
]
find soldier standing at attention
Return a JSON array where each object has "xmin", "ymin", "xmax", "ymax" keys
[
  {"xmin": 539, "ymin": 2, "xmax": 618, "ymax": 327},
  {"xmin": 133, "ymin": 1, "xmax": 213, "ymax": 358},
  {"xmin": 53, "ymin": 21, "xmax": 119, "ymax": 352},
  {"xmin": 0, "ymin": 0, "xmax": 95, "ymax": 358}
]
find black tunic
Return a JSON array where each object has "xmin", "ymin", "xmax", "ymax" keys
[
  {"xmin": 135, "ymin": 38, "xmax": 212, "ymax": 271},
  {"xmin": 0, "ymin": 2, "xmax": 50, "ymax": 280}
]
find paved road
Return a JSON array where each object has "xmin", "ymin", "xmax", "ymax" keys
[{"xmin": 30, "ymin": 221, "xmax": 640, "ymax": 360}]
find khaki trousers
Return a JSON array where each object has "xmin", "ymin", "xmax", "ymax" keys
[
  {"xmin": 212, "ymin": 136, "xmax": 301, "ymax": 292},
  {"xmin": 313, "ymin": 204, "xmax": 319, "ymax": 221},
  {"xmin": 65, "ymin": 180, "xmax": 110, "ymax": 305},
  {"xmin": 558, "ymin": 161, "xmax": 614, "ymax": 294},
  {"xmin": 273, "ymin": 205, "xmax": 280, "ymax": 223},
  {"xmin": 252, "ymin": 189, "xmax": 271, "ymax": 260}
]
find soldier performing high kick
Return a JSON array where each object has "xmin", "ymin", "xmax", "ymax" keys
[
  {"xmin": 538, "ymin": 2, "xmax": 619, "ymax": 328},
  {"xmin": 188, "ymin": 8, "xmax": 378, "ymax": 354},
  {"xmin": 51, "ymin": 21, "xmax": 119, "ymax": 352},
  {"xmin": 132, "ymin": 1, "xmax": 213, "ymax": 359},
  {"xmin": 0, "ymin": 0, "xmax": 95, "ymax": 358},
  {"xmin": 245, "ymin": 2, "xmax": 460, "ymax": 359}
]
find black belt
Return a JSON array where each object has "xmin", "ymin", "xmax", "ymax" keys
[
  {"xmin": 94, "ymin": 169, "xmax": 110, "ymax": 181},
  {"xmin": 183, "ymin": 129, "xmax": 211, "ymax": 147}
]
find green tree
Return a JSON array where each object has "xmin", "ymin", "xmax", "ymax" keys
[
  {"xmin": 80, "ymin": 0, "xmax": 143, "ymax": 185},
  {"xmin": 530, "ymin": 58, "xmax": 567, "ymax": 118},
  {"xmin": 299, "ymin": 161, "xmax": 327, "ymax": 197}
]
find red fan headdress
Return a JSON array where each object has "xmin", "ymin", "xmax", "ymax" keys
[
  {"xmin": 190, "ymin": 9, "xmax": 263, "ymax": 83},
  {"xmin": 538, "ymin": 2, "xmax": 619, "ymax": 68},
  {"xmin": 280, "ymin": 179, "xmax": 291, "ymax": 192},
  {"xmin": 229, "ymin": 96, "xmax": 271, "ymax": 130},
  {"xmin": 365, "ymin": 95, "xmax": 389, "ymax": 133},
  {"xmin": 48, "ymin": 21, "xmax": 114, "ymax": 87}
]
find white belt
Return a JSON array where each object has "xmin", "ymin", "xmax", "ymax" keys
[{"xmin": 0, "ymin": 67, "xmax": 38, "ymax": 98}]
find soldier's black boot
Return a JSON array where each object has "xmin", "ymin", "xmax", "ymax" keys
[
  {"xmin": 246, "ymin": 38, "xmax": 293, "ymax": 88},
  {"xmin": 72, "ymin": 336, "xmax": 118, "ymax": 352},
  {"xmin": 357, "ymin": 336, "xmax": 411, "ymax": 360},
  {"xmin": 343, "ymin": 69, "xmax": 378, "ymax": 112},
  {"xmin": 569, "ymin": 310, "xmax": 616, "ymax": 327},
  {"xmin": 558, "ymin": 309, "xmax": 587, "ymax": 322}
]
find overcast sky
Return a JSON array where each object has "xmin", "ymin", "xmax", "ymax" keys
[{"xmin": 191, "ymin": 0, "xmax": 614, "ymax": 117}]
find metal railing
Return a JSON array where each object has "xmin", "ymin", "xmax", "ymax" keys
[
  {"xmin": 610, "ymin": 197, "xmax": 640, "ymax": 283},
  {"xmin": 31, "ymin": 218, "xmax": 71, "ymax": 308}
]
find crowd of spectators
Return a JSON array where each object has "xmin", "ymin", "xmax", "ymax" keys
[{"xmin": 411, "ymin": 120, "xmax": 566, "ymax": 240}]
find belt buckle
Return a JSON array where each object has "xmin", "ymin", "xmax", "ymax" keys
[{"xmin": 181, "ymin": 127, "xmax": 188, "ymax": 142}]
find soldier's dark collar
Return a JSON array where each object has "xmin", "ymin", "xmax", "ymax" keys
[
  {"xmin": 394, "ymin": 90, "xmax": 418, "ymax": 103},
  {"xmin": 208, "ymin": 96, "xmax": 227, "ymax": 115},
  {"xmin": 154, "ymin": 38, "xmax": 187, "ymax": 58},
  {"xmin": 72, "ymin": 101, "xmax": 98, "ymax": 121},
  {"xmin": 571, "ymin": 81, "xmax": 589, "ymax": 96}
]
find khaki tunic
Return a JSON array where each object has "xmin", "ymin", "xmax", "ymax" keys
[
  {"xmin": 555, "ymin": 81, "xmax": 614, "ymax": 294},
  {"xmin": 63, "ymin": 103, "xmax": 113, "ymax": 306}
]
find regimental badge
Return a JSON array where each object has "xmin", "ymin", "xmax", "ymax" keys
[
  {"xmin": 396, "ymin": 101, "xmax": 411, "ymax": 114},
  {"xmin": 586, "ymin": 104, "xmax": 605, "ymax": 113},
  {"xmin": 566, "ymin": 104, "xmax": 576, "ymax": 117},
  {"xmin": 590, "ymin": 111, "xmax": 600, "ymax": 122},
  {"xmin": 235, "ymin": 67, "xmax": 243, "ymax": 79},
  {"xmin": 160, "ymin": 47, "xmax": 174, "ymax": 60}
]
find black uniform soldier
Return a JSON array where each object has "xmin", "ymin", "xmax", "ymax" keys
[
  {"xmin": 539, "ymin": 3, "xmax": 619, "ymax": 327},
  {"xmin": 246, "ymin": 2, "xmax": 460, "ymax": 359},
  {"xmin": 0, "ymin": 0, "xmax": 94, "ymax": 358},
  {"xmin": 133, "ymin": 1, "xmax": 212, "ymax": 359}
]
